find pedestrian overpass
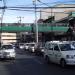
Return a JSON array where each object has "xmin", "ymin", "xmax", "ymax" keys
[{"xmin": 0, "ymin": 23, "xmax": 69, "ymax": 32}]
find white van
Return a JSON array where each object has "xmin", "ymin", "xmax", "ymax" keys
[{"xmin": 44, "ymin": 41, "xmax": 75, "ymax": 67}]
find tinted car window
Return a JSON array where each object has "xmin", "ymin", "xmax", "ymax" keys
[
  {"xmin": 48, "ymin": 44, "xmax": 53, "ymax": 50},
  {"xmin": 59, "ymin": 44, "xmax": 75, "ymax": 51},
  {"xmin": 2, "ymin": 45, "xmax": 13, "ymax": 49},
  {"xmin": 54, "ymin": 45, "xmax": 60, "ymax": 51},
  {"xmin": 30, "ymin": 44, "xmax": 35, "ymax": 46},
  {"xmin": 45, "ymin": 43, "xmax": 49, "ymax": 50}
]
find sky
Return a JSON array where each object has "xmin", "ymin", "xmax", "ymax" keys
[{"xmin": 0, "ymin": 0, "xmax": 75, "ymax": 23}]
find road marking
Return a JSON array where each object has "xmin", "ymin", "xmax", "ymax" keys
[{"xmin": 33, "ymin": 59, "xmax": 43, "ymax": 65}]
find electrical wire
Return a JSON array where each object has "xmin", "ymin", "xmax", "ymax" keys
[
  {"xmin": 6, "ymin": 8, "xmax": 72, "ymax": 14},
  {"xmin": 7, "ymin": 8, "xmax": 34, "ymax": 11},
  {"xmin": 9, "ymin": 3, "xmax": 34, "ymax": 7},
  {"xmin": 5, "ymin": 6, "xmax": 75, "ymax": 9},
  {"xmin": 35, "ymin": 0, "xmax": 75, "ymax": 7},
  {"xmin": 0, "ymin": 1, "xmax": 75, "ymax": 16},
  {"xmin": 37, "ymin": 0, "xmax": 50, "ymax": 7},
  {"xmin": 36, "ymin": 0, "xmax": 75, "ymax": 6}
]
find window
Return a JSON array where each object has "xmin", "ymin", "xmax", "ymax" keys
[
  {"xmin": 59, "ymin": 44, "xmax": 75, "ymax": 51},
  {"xmin": 45, "ymin": 43, "xmax": 53, "ymax": 50},
  {"xmin": 2, "ymin": 45, "xmax": 13, "ymax": 49},
  {"xmin": 45, "ymin": 43, "xmax": 49, "ymax": 49},
  {"xmin": 54, "ymin": 45, "xmax": 59, "ymax": 51},
  {"xmin": 48, "ymin": 43, "xmax": 53, "ymax": 50}
]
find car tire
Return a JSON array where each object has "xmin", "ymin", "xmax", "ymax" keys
[{"xmin": 60, "ymin": 59, "xmax": 66, "ymax": 68}]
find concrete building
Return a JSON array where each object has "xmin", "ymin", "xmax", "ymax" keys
[
  {"xmin": 41, "ymin": 4, "xmax": 75, "ymax": 21},
  {"xmin": 1, "ymin": 32, "xmax": 17, "ymax": 44}
]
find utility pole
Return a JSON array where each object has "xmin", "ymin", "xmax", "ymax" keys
[
  {"xmin": 17, "ymin": 16, "xmax": 24, "ymax": 24},
  {"xmin": 17, "ymin": 16, "xmax": 24, "ymax": 43},
  {"xmin": 0, "ymin": 0, "xmax": 6, "ymax": 46},
  {"xmin": 40, "ymin": 10, "xmax": 42, "ymax": 19},
  {"xmin": 33, "ymin": 0, "xmax": 38, "ymax": 45}
]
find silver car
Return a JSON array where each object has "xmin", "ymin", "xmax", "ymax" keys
[
  {"xmin": 0, "ymin": 44, "xmax": 16, "ymax": 59},
  {"xmin": 28, "ymin": 43, "xmax": 36, "ymax": 53}
]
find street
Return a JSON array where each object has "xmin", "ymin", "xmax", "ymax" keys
[{"xmin": 0, "ymin": 49, "xmax": 75, "ymax": 75}]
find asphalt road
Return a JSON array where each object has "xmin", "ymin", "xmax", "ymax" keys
[{"xmin": 0, "ymin": 49, "xmax": 75, "ymax": 75}]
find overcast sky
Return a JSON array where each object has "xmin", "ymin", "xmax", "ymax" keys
[{"xmin": 0, "ymin": 0, "xmax": 75, "ymax": 23}]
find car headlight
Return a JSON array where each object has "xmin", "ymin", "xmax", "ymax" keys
[
  {"xmin": 66, "ymin": 55, "xmax": 75, "ymax": 59},
  {"xmin": 41, "ymin": 49, "xmax": 44, "ymax": 52}
]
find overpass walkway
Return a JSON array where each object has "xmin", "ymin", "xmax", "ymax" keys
[{"xmin": 0, "ymin": 23, "xmax": 69, "ymax": 32}]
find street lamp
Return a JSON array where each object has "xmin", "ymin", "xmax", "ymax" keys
[{"xmin": 33, "ymin": 0, "xmax": 38, "ymax": 45}]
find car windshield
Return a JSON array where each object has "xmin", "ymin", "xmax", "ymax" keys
[
  {"xmin": 26, "ymin": 44, "xmax": 30, "ymax": 46},
  {"xmin": 59, "ymin": 43, "xmax": 75, "ymax": 51},
  {"xmin": 30, "ymin": 44, "xmax": 35, "ymax": 46},
  {"xmin": 71, "ymin": 42, "xmax": 75, "ymax": 47},
  {"xmin": 20, "ymin": 44, "xmax": 24, "ymax": 46},
  {"xmin": 2, "ymin": 45, "xmax": 13, "ymax": 49}
]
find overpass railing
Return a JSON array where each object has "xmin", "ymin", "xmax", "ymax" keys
[
  {"xmin": 0, "ymin": 23, "xmax": 69, "ymax": 32},
  {"xmin": 0, "ymin": 23, "xmax": 69, "ymax": 27}
]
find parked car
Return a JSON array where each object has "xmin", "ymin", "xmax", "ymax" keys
[
  {"xmin": 19, "ymin": 43, "xmax": 25, "ymax": 50},
  {"xmin": 44, "ymin": 41, "xmax": 75, "ymax": 67},
  {"xmin": 24, "ymin": 43, "xmax": 30, "ymax": 50},
  {"xmin": 0, "ymin": 44, "xmax": 16, "ymax": 59},
  {"xmin": 11, "ymin": 43, "xmax": 16, "ymax": 49},
  {"xmin": 28, "ymin": 43, "xmax": 37, "ymax": 53}
]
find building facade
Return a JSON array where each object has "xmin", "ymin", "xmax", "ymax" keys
[
  {"xmin": 41, "ymin": 4, "xmax": 75, "ymax": 21},
  {"xmin": 1, "ymin": 32, "xmax": 17, "ymax": 44}
]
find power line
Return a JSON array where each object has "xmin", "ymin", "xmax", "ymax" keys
[
  {"xmin": 6, "ymin": 8, "xmax": 72, "ymax": 14},
  {"xmin": 6, "ymin": 6, "xmax": 75, "ymax": 9},
  {"xmin": 10, "ymin": 3, "xmax": 34, "ymax": 7},
  {"xmin": 34, "ymin": 0, "xmax": 75, "ymax": 7},
  {"xmin": 0, "ymin": 6, "xmax": 75, "ymax": 9},
  {"xmin": 7, "ymin": 8, "xmax": 35, "ymax": 11},
  {"xmin": 37, "ymin": 0, "xmax": 50, "ymax": 7},
  {"xmin": 43, "ymin": 0, "xmax": 75, "ymax": 4}
]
